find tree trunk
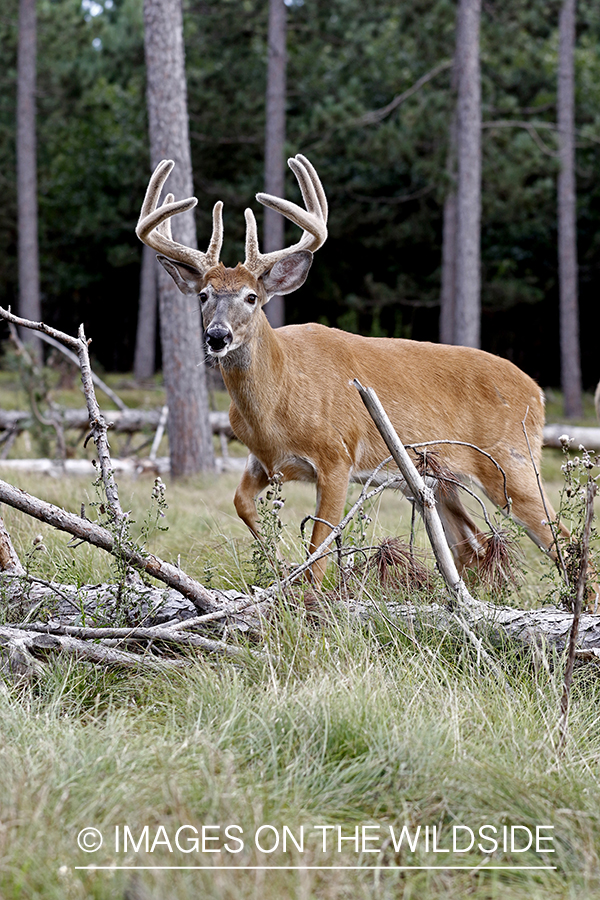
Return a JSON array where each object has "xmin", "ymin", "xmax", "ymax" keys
[
  {"xmin": 16, "ymin": 0, "xmax": 41, "ymax": 362},
  {"xmin": 557, "ymin": 0, "xmax": 582, "ymax": 419},
  {"xmin": 133, "ymin": 243, "xmax": 158, "ymax": 381},
  {"xmin": 143, "ymin": 0, "xmax": 215, "ymax": 475},
  {"xmin": 262, "ymin": 0, "xmax": 287, "ymax": 330},
  {"xmin": 439, "ymin": 65, "xmax": 458, "ymax": 346},
  {"xmin": 453, "ymin": 0, "xmax": 481, "ymax": 349}
]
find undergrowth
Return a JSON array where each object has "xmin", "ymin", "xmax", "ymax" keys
[
  {"xmin": 1, "ymin": 443, "xmax": 600, "ymax": 898},
  {"xmin": 1, "ymin": 605, "xmax": 600, "ymax": 898}
]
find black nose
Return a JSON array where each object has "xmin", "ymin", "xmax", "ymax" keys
[{"xmin": 206, "ymin": 324, "xmax": 232, "ymax": 352}]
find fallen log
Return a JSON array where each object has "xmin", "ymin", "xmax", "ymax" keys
[
  {"xmin": 0, "ymin": 407, "xmax": 234, "ymax": 437},
  {"xmin": 0, "ymin": 455, "xmax": 246, "ymax": 477},
  {"xmin": 543, "ymin": 424, "xmax": 600, "ymax": 450}
]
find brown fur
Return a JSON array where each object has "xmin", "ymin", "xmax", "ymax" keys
[
  {"xmin": 218, "ymin": 308, "xmax": 566, "ymax": 586},
  {"xmin": 137, "ymin": 158, "xmax": 567, "ymax": 588}
]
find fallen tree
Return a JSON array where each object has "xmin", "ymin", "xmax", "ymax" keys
[
  {"xmin": 0, "ymin": 407, "xmax": 233, "ymax": 437},
  {"xmin": 0, "ymin": 306, "xmax": 598, "ymax": 697}
]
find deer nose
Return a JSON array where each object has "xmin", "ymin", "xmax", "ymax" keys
[{"xmin": 206, "ymin": 324, "xmax": 232, "ymax": 353}]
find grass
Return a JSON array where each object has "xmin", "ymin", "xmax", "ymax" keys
[
  {"xmin": 1, "ymin": 607, "xmax": 600, "ymax": 899},
  {"xmin": 0, "ymin": 380, "xmax": 599, "ymax": 898}
]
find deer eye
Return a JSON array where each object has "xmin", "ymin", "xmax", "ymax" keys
[
  {"xmin": 198, "ymin": 292, "xmax": 208, "ymax": 303},
  {"xmin": 246, "ymin": 293, "xmax": 258, "ymax": 306}
]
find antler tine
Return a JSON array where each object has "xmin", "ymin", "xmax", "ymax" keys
[
  {"xmin": 206, "ymin": 200, "xmax": 224, "ymax": 265},
  {"xmin": 244, "ymin": 154, "xmax": 328, "ymax": 276},
  {"xmin": 243, "ymin": 208, "xmax": 261, "ymax": 270},
  {"xmin": 136, "ymin": 159, "xmax": 223, "ymax": 272},
  {"xmin": 295, "ymin": 153, "xmax": 328, "ymax": 222},
  {"xmin": 157, "ymin": 193, "xmax": 175, "ymax": 240}
]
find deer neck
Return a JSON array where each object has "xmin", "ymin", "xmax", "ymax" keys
[{"xmin": 219, "ymin": 312, "xmax": 286, "ymax": 422}]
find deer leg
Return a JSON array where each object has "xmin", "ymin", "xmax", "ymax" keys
[
  {"xmin": 233, "ymin": 454, "xmax": 270, "ymax": 537},
  {"xmin": 308, "ymin": 466, "xmax": 351, "ymax": 586},
  {"xmin": 434, "ymin": 482, "xmax": 489, "ymax": 574},
  {"xmin": 478, "ymin": 464, "xmax": 569, "ymax": 558}
]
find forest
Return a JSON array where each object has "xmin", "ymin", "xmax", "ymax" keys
[
  {"xmin": 2, "ymin": 3, "xmax": 600, "ymax": 898},
  {"xmin": 1, "ymin": 0, "xmax": 600, "ymax": 387}
]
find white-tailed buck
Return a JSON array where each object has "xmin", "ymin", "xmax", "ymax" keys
[{"xmin": 137, "ymin": 155, "xmax": 567, "ymax": 586}]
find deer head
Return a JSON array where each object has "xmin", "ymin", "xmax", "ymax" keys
[{"xmin": 136, "ymin": 155, "xmax": 328, "ymax": 357}]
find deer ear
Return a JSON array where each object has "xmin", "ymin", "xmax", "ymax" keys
[
  {"xmin": 261, "ymin": 250, "xmax": 313, "ymax": 300},
  {"xmin": 157, "ymin": 256, "xmax": 205, "ymax": 296}
]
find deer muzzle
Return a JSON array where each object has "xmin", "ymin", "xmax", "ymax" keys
[{"xmin": 205, "ymin": 324, "xmax": 233, "ymax": 354}]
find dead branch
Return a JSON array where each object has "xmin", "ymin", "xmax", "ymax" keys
[
  {"xmin": 356, "ymin": 60, "xmax": 453, "ymax": 126},
  {"xmin": 0, "ymin": 516, "xmax": 25, "ymax": 574},
  {"xmin": 0, "ymin": 307, "xmax": 125, "ymax": 528},
  {"xmin": 0, "ymin": 476, "xmax": 222, "ymax": 615},
  {"xmin": 558, "ymin": 479, "xmax": 597, "ymax": 752},
  {"xmin": 348, "ymin": 595, "xmax": 600, "ymax": 660},
  {"xmin": 35, "ymin": 330, "xmax": 128, "ymax": 411},
  {"xmin": 353, "ymin": 379, "xmax": 481, "ymax": 612},
  {"xmin": 0, "ymin": 625, "xmax": 193, "ymax": 678},
  {"xmin": 0, "ymin": 408, "xmax": 233, "ymax": 437},
  {"xmin": 21, "ymin": 621, "xmax": 254, "ymax": 659}
]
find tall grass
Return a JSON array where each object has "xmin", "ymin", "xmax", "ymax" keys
[
  {"xmin": 1, "ymin": 606, "xmax": 600, "ymax": 899},
  {"xmin": 1, "ymin": 453, "xmax": 599, "ymax": 898}
]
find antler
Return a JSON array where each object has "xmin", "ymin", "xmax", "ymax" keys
[
  {"xmin": 136, "ymin": 159, "xmax": 223, "ymax": 273},
  {"xmin": 244, "ymin": 154, "xmax": 328, "ymax": 277}
]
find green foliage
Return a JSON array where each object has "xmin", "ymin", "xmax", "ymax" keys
[
  {"xmin": 2, "ymin": 0, "xmax": 600, "ymax": 381},
  {"xmin": 553, "ymin": 439, "xmax": 599, "ymax": 607}
]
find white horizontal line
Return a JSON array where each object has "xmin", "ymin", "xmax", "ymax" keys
[{"xmin": 75, "ymin": 865, "xmax": 557, "ymax": 871}]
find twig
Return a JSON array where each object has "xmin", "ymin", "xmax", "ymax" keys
[
  {"xmin": 521, "ymin": 409, "xmax": 568, "ymax": 585},
  {"xmin": 22, "ymin": 621, "xmax": 254, "ymax": 659},
  {"xmin": 1, "ymin": 571, "xmax": 82, "ymax": 614},
  {"xmin": 355, "ymin": 60, "xmax": 453, "ymax": 126},
  {"xmin": 0, "ymin": 307, "xmax": 126, "ymax": 529},
  {"xmin": 272, "ymin": 458, "xmax": 396, "ymax": 592},
  {"xmin": 407, "ymin": 439, "xmax": 510, "ymax": 510},
  {"xmin": 0, "ymin": 477, "xmax": 219, "ymax": 615},
  {"xmin": 557, "ymin": 479, "xmax": 597, "ymax": 755},
  {"xmin": 35, "ymin": 331, "xmax": 128, "ymax": 411},
  {"xmin": 149, "ymin": 404, "xmax": 168, "ymax": 462},
  {"xmin": 353, "ymin": 380, "xmax": 480, "ymax": 611}
]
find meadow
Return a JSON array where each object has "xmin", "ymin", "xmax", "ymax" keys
[{"xmin": 0, "ymin": 378, "xmax": 599, "ymax": 899}]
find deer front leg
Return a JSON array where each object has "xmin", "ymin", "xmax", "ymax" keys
[
  {"xmin": 308, "ymin": 465, "xmax": 351, "ymax": 586},
  {"xmin": 233, "ymin": 454, "xmax": 270, "ymax": 537}
]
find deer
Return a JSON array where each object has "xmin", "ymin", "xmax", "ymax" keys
[{"xmin": 136, "ymin": 155, "xmax": 570, "ymax": 588}]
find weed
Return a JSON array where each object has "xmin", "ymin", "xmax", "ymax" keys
[{"xmin": 251, "ymin": 472, "xmax": 286, "ymax": 588}]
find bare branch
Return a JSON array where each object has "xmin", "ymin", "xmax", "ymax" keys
[
  {"xmin": 522, "ymin": 409, "xmax": 568, "ymax": 585},
  {"xmin": 558, "ymin": 479, "xmax": 597, "ymax": 754},
  {"xmin": 355, "ymin": 60, "xmax": 453, "ymax": 127},
  {"xmin": 353, "ymin": 379, "xmax": 481, "ymax": 611},
  {"xmin": 0, "ymin": 516, "xmax": 25, "ymax": 574},
  {"xmin": 21, "ymin": 621, "xmax": 254, "ymax": 659},
  {"xmin": 36, "ymin": 331, "xmax": 128, "ymax": 412},
  {"xmin": 0, "ymin": 477, "xmax": 218, "ymax": 614}
]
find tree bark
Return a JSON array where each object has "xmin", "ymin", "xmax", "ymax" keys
[
  {"xmin": 0, "ymin": 406, "xmax": 233, "ymax": 436},
  {"xmin": 453, "ymin": 0, "xmax": 482, "ymax": 349},
  {"xmin": 16, "ymin": 0, "xmax": 42, "ymax": 362},
  {"xmin": 262, "ymin": 0, "xmax": 287, "ymax": 330},
  {"xmin": 557, "ymin": 0, "xmax": 582, "ymax": 419},
  {"xmin": 439, "ymin": 77, "xmax": 458, "ymax": 345},
  {"xmin": 133, "ymin": 244, "xmax": 158, "ymax": 381},
  {"xmin": 143, "ymin": 0, "xmax": 215, "ymax": 475}
]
